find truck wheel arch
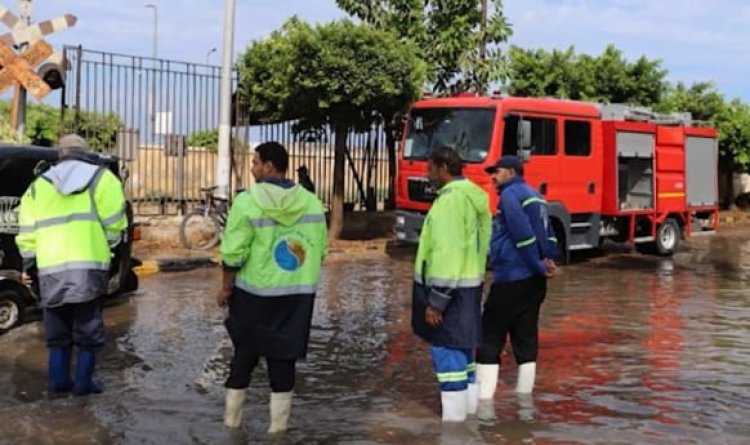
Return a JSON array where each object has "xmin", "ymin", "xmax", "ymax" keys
[{"xmin": 548, "ymin": 202, "xmax": 571, "ymax": 262}]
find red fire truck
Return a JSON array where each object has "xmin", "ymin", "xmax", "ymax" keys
[{"xmin": 394, "ymin": 94, "xmax": 719, "ymax": 260}]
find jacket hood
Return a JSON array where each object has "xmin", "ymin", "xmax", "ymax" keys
[
  {"xmin": 42, "ymin": 160, "xmax": 100, "ymax": 195},
  {"xmin": 443, "ymin": 178, "xmax": 489, "ymax": 217},
  {"xmin": 253, "ymin": 182, "xmax": 308, "ymax": 226}
]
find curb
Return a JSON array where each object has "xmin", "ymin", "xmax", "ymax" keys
[
  {"xmin": 134, "ymin": 257, "xmax": 216, "ymax": 277},
  {"xmin": 720, "ymin": 216, "xmax": 750, "ymax": 225}
]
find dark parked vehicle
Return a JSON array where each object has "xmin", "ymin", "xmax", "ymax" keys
[{"xmin": 0, "ymin": 144, "xmax": 139, "ymax": 333}]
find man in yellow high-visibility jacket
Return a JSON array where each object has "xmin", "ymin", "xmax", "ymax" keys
[
  {"xmin": 16, "ymin": 134, "xmax": 127, "ymax": 396},
  {"xmin": 412, "ymin": 147, "xmax": 492, "ymax": 422}
]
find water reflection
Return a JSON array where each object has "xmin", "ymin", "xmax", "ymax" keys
[{"xmin": 0, "ymin": 233, "xmax": 748, "ymax": 444}]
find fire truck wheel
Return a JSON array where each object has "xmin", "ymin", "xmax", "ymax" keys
[
  {"xmin": 655, "ymin": 218, "xmax": 681, "ymax": 255},
  {"xmin": 638, "ymin": 218, "xmax": 681, "ymax": 256}
]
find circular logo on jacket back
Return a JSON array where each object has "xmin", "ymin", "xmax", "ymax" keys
[{"xmin": 274, "ymin": 238, "xmax": 307, "ymax": 271}]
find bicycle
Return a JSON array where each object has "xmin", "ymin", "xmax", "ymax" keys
[{"xmin": 179, "ymin": 186, "xmax": 231, "ymax": 250}]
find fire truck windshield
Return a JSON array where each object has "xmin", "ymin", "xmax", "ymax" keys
[{"xmin": 403, "ymin": 107, "xmax": 495, "ymax": 163}]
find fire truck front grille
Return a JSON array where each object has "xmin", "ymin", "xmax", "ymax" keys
[{"xmin": 407, "ymin": 178, "xmax": 437, "ymax": 203}]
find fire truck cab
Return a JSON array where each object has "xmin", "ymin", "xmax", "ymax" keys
[{"xmin": 394, "ymin": 95, "xmax": 719, "ymax": 259}]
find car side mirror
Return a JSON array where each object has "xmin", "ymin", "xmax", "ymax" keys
[
  {"xmin": 120, "ymin": 165, "xmax": 130, "ymax": 182},
  {"xmin": 33, "ymin": 160, "xmax": 53, "ymax": 177}
]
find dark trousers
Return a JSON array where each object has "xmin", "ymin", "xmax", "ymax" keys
[
  {"xmin": 43, "ymin": 299, "xmax": 105, "ymax": 351},
  {"xmin": 476, "ymin": 276, "xmax": 546, "ymax": 365},
  {"xmin": 225, "ymin": 350, "xmax": 296, "ymax": 392}
]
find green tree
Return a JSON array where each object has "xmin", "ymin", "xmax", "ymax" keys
[
  {"xmin": 336, "ymin": 1, "xmax": 511, "ymax": 209},
  {"xmin": 0, "ymin": 113, "xmax": 29, "ymax": 143},
  {"xmin": 336, "ymin": 0, "xmax": 512, "ymax": 95},
  {"xmin": 237, "ymin": 18, "xmax": 425, "ymax": 239},
  {"xmin": 507, "ymin": 44, "xmax": 668, "ymax": 106},
  {"xmin": 63, "ymin": 110, "xmax": 122, "ymax": 151},
  {"xmin": 0, "ymin": 101, "xmax": 122, "ymax": 149},
  {"xmin": 715, "ymin": 99, "xmax": 750, "ymax": 169},
  {"xmin": 655, "ymin": 81, "xmax": 725, "ymax": 122},
  {"xmin": 188, "ymin": 129, "xmax": 219, "ymax": 150},
  {"xmin": 506, "ymin": 46, "xmax": 575, "ymax": 98}
]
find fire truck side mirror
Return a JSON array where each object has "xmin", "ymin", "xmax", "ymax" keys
[
  {"xmin": 519, "ymin": 149, "xmax": 532, "ymax": 163},
  {"xmin": 517, "ymin": 119, "xmax": 532, "ymax": 150}
]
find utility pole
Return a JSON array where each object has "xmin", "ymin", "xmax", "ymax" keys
[
  {"xmin": 215, "ymin": 0, "xmax": 235, "ymax": 199},
  {"xmin": 12, "ymin": 0, "xmax": 33, "ymax": 140},
  {"xmin": 144, "ymin": 4, "xmax": 157, "ymax": 59},
  {"xmin": 144, "ymin": 4, "xmax": 158, "ymax": 141}
]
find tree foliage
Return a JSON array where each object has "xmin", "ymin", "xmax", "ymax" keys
[
  {"xmin": 505, "ymin": 45, "xmax": 750, "ymax": 175},
  {"xmin": 0, "ymin": 101, "xmax": 122, "ymax": 150},
  {"xmin": 507, "ymin": 44, "xmax": 668, "ymax": 106},
  {"xmin": 336, "ymin": 0, "xmax": 512, "ymax": 94},
  {"xmin": 237, "ymin": 18, "xmax": 425, "ymax": 239},
  {"xmin": 188, "ymin": 129, "xmax": 219, "ymax": 150},
  {"xmin": 238, "ymin": 18, "xmax": 424, "ymax": 130},
  {"xmin": 658, "ymin": 82, "xmax": 750, "ymax": 169}
]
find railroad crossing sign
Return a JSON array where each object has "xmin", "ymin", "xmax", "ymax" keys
[
  {"xmin": 0, "ymin": 1, "xmax": 77, "ymax": 133},
  {"xmin": 0, "ymin": 3, "xmax": 73, "ymax": 65},
  {"xmin": 0, "ymin": 40, "xmax": 51, "ymax": 99},
  {"xmin": 0, "ymin": 12, "xmax": 76, "ymax": 48}
]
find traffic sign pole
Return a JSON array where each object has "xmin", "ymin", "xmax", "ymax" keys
[{"xmin": 14, "ymin": 0, "xmax": 31, "ymax": 139}]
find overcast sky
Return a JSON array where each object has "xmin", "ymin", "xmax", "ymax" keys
[{"xmin": 11, "ymin": 0, "xmax": 750, "ymax": 103}]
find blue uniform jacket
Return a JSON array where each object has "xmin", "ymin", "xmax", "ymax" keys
[{"xmin": 490, "ymin": 177, "xmax": 557, "ymax": 283}]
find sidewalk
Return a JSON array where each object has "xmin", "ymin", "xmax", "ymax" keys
[
  {"xmin": 719, "ymin": 209, "xmax": 750, "ymax": 226},
  {"xmin": 131, "ymin": 212, "xmax": 398, "ymax": 277},
  {"xmin": 131, "ymin": 210, "xmax": 749, "ymax": 277}
]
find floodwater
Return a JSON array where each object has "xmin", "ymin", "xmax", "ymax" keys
[{"xmin": 1, "ymin": 230, "xmax": 749, "ymax": 445}]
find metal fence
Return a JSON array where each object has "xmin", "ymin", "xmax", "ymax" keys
[{"xmin": 59, "ymin": 46, "xmax": 392, "ymax": 215}]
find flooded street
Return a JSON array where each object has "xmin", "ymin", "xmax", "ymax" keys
[{"xmin": 1, "ymin": 230, "xmax": 749, "ymax": 445}]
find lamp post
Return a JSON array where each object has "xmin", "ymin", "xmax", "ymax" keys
[
  {"xmin": 144, "ymin": 3, "xmax": 157, "ymax": 59},
  {"xmin": 206, "ymin": 47, "xmax": 217, "ymax": 65},
  {"xmin": 144, "ymin": 4, "xmax": 158, "ymax": 141},
  {"xmin": 215, "ymin": 0, "xmax": 235, "ymax": 199}
]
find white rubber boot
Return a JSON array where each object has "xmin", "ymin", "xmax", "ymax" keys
[
  {"xmin": 223, "ymin": 388, "xmax": 246, "ymax": 428},
  {"xmin": 440, "ymin": 390, "xmax": 468, "ymax": 422},
  {"xmin": 477, "ymin": 399, "xmax": 497, "ymax": 423},
  {"xmin": 268, "ymin": 391, "xmax": 293, "ymax": 433},
  {"xmin": 467, "ymin": 383, "xmax": 479, "ymax": 415},
  {"xmin": 476, "ymin": 364, "xmax": 499, "ymax": 400},
  {"xmin": 516, "ymin": 362, "xmax": 536, "ymax": 394},
  {"xmin": 517, "ymin": 393, "xmax": 535, "ymax": 422}
]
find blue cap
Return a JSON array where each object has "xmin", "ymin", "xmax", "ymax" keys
[{"xmin": 485, "ymin": 155, "xmax": 524, "ymax": 176}]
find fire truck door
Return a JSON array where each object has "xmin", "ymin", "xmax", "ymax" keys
[{"xmin": 560, "ymin": 119, "xmax": 601, "ymax": 213}]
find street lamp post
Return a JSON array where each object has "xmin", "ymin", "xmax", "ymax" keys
[
  {"xmin": 144, "ymin": 3, "xmax": 157, "ymax": 59},
  {"xmin": 206, "ymin": 47, "xmax": 217, "ymax": 65},
  {"xmin": 215, "ymin": 0, "xmax": 235, "ymax": 199}
]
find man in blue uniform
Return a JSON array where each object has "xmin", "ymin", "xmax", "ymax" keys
[{"xmin": 476, "ymin": 155, "xmax": 557, "ymax": 401}]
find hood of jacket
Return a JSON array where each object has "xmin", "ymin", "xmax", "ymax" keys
[
  {"xmin": 253, "ymin": 181, "xmax": 309, "ymax": 227},
  {"xmin": 42, "ymin": 159, "xmax": 101, "ymax": 195}
]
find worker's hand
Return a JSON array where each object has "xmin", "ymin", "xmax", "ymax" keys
[
  {"xmin": 425, "ymin": 306, "xmax": 443, "ymax": 327},
  {"xmin": 216, "ymin": 287, "xmax": 232, "ymax": 308},
  {"xmin": 20, "ymin": 272, "xmax": 33, "ymax": 288},
  {"xmin": 544, "ymin": 258, "xmax": 556, "ymax": 278}
]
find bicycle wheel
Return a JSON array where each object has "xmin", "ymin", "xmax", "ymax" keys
[{"xmin": 179, "ymin": 210, "xmax": 222, "ymax": 250}]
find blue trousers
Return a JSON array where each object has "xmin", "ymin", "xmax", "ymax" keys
[
  {"xmin": 431, "ymin": 346, "xmax": 476, "ymax": 391},
  {"xmin": 43, "ymin": 299, "xmax": 105, "ymax": 351}
]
